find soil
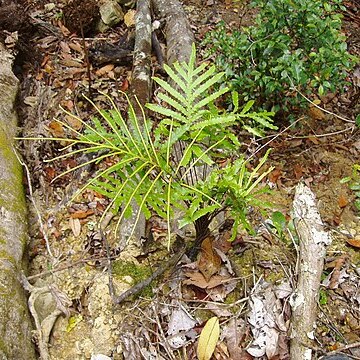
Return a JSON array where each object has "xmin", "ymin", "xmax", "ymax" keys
[{"xmin": 1, "ymin": 0, "xmax": 359, "ymax": 359}]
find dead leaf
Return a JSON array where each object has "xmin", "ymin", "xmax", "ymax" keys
[
  {"xmin": 58, "ymin": 21, "xmax": 71, "ymax": 36},
  {"xmin": 43, "ymin": 166, "xmax": 56, "ymax": 182},
  {"xmin": 269, "ymin": 168, "xmax": 282, "ymax": 184},
  {"xmin": 124, "ymin": 10, "xmax": 136, "ymax": 27},
  {"xmin": 167, "ymin": 306, "xmax": 197, "ymax": 336},
  {"xmin": 69, "ymin": 217, "xmax": 81, "ymax": 237},
  {"xmin": 61, "ymin": 99, "xmax": 74, "ymax": 111},
  {"xmin": 183, "ymin": 271, "xmax": 230, "ymax": 289},
  {"xmin": 222, "ymin": 318, "xmax": 246, "ymax": 359},
  {"xmin": 213, "ymin": 342, "xmax": 230, "ymax": 359},
  {"xmin": 294, "ymin": 164, "xmax": 304, "ymax": 180},
  {"xmin": 48, "ymin": 120, "xmax": 65, "ymax": 137},
  {"xmin": 346, "ymin": 237, "xmax": 360, "ymax": 248},
  {"xmin": 197, "ymin": 317, "xmax": 220, "ymax": 360},
  {"xmin": 198, "ymin": 236, "xmax": 222, "ymax": 282},
  {"xmin": 60, "ymin": 41, "xmax": 71, "ymax": 54},
  {"xmin": 309, "ymin": 105, "xmax": 325, "ymax": 120},
  {"xmin": 289, "ymin": 139, "xmax": 303, "ymax": 148},
  {"xmin": 65, "ymin": 114, "xmax": 83, "ymax": 131},
  {"xmin": 338, "ymin": 194, "xmax": 349, "ymax": 208},
  {"xmin": 120, "ymin": 78, "xmax": 129, "ymax": 91},
  {"xmin": 60, "ymin": 58, "xmax": 83, "ymax": 68},
  {"xmin": 308, "ymin": 136, "xmax": 320, "ymax": 144},
  {"xmin": 69, "ymin": 41, "xmax": 83, "ymax": 54},
  {"xmin": 95, "ymin": 64, "xmax": 115, "ymax": 76},
  {"xmin": 70, "ymin": 209, "xmax": 94, "ymax": 219}
]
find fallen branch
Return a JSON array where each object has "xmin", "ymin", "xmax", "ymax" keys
[
  {"xmin": 152, "ymin": 0, "xmax": 195, "ymax": 65},
  {"xmin": 131, "ymin": 0, "xmax": 152, "ymax": 109},
  {"xmin": 290, "ymin": 183, "xmax": 332, "ymax": 360}
]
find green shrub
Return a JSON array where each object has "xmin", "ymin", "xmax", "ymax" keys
[
  {"xmin": 341, "ymin": 164, "xmax": 360, "ymax": 213},
  {"xmin": 203, "ymin": 0, "xmax": 357, "ymax": 115},
  {"xmin": 23, "ymin": 46, "xmax": 276, "ymax": 245}
]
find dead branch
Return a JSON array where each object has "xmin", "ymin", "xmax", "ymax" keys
[
  {"xmin": 290, "ymin": 183, "xmax": 332, "ymax": 360},
  {"xmin": 131, "ymin": 0, "xmax": 152, "ymax": 110}
]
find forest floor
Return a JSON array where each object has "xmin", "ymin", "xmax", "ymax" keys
[{"xmin": 2, "ymin": 0, "xmax": 360, "ymax": 359}]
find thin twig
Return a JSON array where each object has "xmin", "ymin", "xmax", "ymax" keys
[{"xmin": 289, "ymin": 77, "xmax": 355, "ymax": 124}]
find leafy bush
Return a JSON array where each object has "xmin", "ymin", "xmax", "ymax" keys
[
  {"xmin": 27, "ymin": 46, "xmax": 276, "ymax": 245},
  {"xmin": 203, "ymin": 0, "xmax": 357, "ymax": 115},
  {"xmin": 341, "ymin": 164, "xmax": 360, "ymax": 213}
]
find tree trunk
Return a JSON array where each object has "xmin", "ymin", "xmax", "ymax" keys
[{"xmin": 0, "ymin": 42, "xmax": 36, "ymax": 360}]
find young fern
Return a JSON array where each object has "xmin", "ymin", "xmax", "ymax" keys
[{"xmin": 21, "ymin": 45, "xmax": 276, "ymax": 246}]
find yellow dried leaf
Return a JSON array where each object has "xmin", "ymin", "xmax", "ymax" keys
[
  {"xmin": 124, "ymin": 10, "xmax": 136, "ymax": 27},
  {"xmin": 197, "ymin": 317, "xmax": 220, "ymax": 360}
]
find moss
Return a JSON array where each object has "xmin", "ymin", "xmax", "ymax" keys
[
  {"xmin": 112, "ymin": 260, "xmax": 154, "ymax": 297},
  {"xmin": 0, "ymin": 249, "xmax": 16, "ymax": 266}
]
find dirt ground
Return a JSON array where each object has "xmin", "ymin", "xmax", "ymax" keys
[{"xmin": 1, "ymin": 0, "xmax": 359, "ymax": 358}]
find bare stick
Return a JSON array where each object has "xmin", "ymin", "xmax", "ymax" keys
[{"xmin": 290, "ymin": 183, "xmax": 332, "ymax": 360}]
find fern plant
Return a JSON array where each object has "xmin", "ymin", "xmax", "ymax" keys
[{"xmin": 23, "ymin": 45, "xmax": 276, "ymax": 245}]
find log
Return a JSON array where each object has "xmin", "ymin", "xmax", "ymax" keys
[
  {"xmin": 0, "ymin": 43, "xmax": 36, "ymax": 359},
  {"xmin": 290, "ymin": 183, "xmax": 332, "ymax": 360},
  {"xmin": 131, "ymin": 0, "xmax": 152, "ymax": 109},
  {"xmin": 152, "ymin": 0, "xmax": 195, "ymax": 65}
]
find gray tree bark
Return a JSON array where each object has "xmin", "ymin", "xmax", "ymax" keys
[
  {"xmin": 131, "ymin": 0, "xmax": 152, "ymax": 109},
  {"xmin": 152, "ymin": 0, "xmax": 195, "ymax": 65},
  {"xmin": 0, "ymin": 42, "xmax": 36, "ymax": 360},
  {"xmin": 290, "ymin": 183, "xmax": 332, "ymax": 360}
]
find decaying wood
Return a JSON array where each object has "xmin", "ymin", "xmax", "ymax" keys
[
  {"xmin": 0, "ymin": 42, "xmax": 36, "ymax": 359},
  {"xmin": 89, "ymin": 43, "xmax": 133, "ymax": 66},
  {"xmin": 290, "ymin": 183, "xmax": 332, "ymax": 360},
  {"xmin": 131, "ymin": 0, "xmax": 152, "ymax": 109},
  {"xmin": 152, "ymin": 0, "xmax": 195, "ymax": 65}
]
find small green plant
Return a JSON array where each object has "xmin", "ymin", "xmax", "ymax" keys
[
  {"xmin": 23, "ymin": 46, "xmax": 276, "ymax": 245},
  {"xmin": 341, "ymin": 164, "xmax": 360, "ymax": 213},
  {"xmin": 203, "ymin": 0, "xmax": 357, "ymax": 115}
]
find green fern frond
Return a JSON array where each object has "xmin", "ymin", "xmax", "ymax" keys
[{"xmin": 19, "ymin": 44, "xmax": 276, "ymax": 248}]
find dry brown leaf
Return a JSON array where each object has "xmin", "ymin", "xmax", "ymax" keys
[
  {"xmin": 48, "ymin": 120, "xmax": 65, "ymax": 137},
  {"xmin": 269, "ymin": 168, "xmax": 282, "ymax": 184},
  {"xmin": 198, "ymin": 236, "xmax": 222, "ymax": 282},
  {"xmin": 183, "ymin": 271, "xmax": 230, "ymax": 289},
  {"xmin": 346, "ymin": 237, "xmax": 360, "ymax": 248},
  {"xmin": 120, "ymin": 78, "xmax": 129, "ymax": 91},
  {"xmin": 70, "ymin": 209, "xmax": 94, "ymax": 219},
  {"xmin": 60, "ymin": 58, "xmax": 83, "ymax": 68},
  {"xmin": 309, "ymin": 105, "xmax": 325, "ymax": 120},
  {"xmin": 58, "ymin": 21, "xmax": 71, "ymax": 36},
  {"xmin": 69, "ymin": 41, "xmax": 83, "ymax": 54},
  {"xmin": 293, "ymin": 164, "xmax": 304, "ymax": 180},
  {"xmin": 65, "ymin": 114, "xmax": 82, "ymax": 131},
  {"xmin": 338, "ymin": 194, "xmax": 349, "ymax": 208},
  {"xmin": 95, "ymin": 64, "xmax": 115, "ymax": 76},
  {"xmin": 69, "ymin": 217, "xmax": 81, "ymax": 237},
  {"xmin": 60, "ymin": 41, "xmax": 71, "ymax": 55}
]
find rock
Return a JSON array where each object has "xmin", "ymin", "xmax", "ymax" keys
[{"xmin": 98, "ymin": 0, "xmax": 124, "ymax": 30}]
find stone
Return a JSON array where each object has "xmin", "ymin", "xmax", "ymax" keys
[{"xmin": 99, "ymin": 0, "xmax": 124, "ymax": 27}]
